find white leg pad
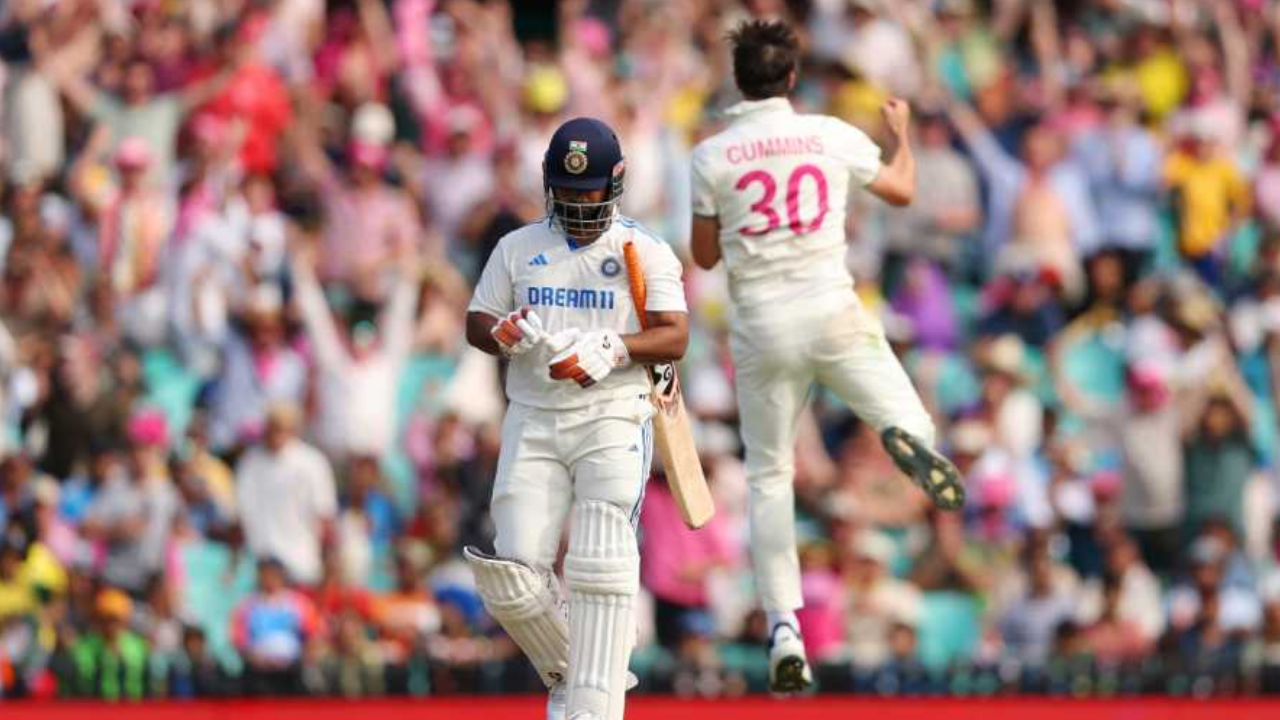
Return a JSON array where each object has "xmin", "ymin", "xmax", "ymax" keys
[
  {"xmin": 564, "ymin": 501, "xmax": 639, "ymax": 720},
  {"xmin": 464, "ymin": 546, "xmax": 569, "ymax": 687}
]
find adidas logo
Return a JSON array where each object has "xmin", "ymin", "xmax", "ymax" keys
[
  {"xmin": 528, "ymin": 254, "xmax": 549, "ymax": 266},
  {"xmin": 628, "ymin": 444, "xmax": 639, "ymax": 452}
]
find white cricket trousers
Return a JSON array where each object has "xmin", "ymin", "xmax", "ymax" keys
[
  {"xmin": 731, "ymin": 293, "xmax": 935, "ymax": 612},
  {"xmin": 490, "ymin": 395, "xmax": 655, "ymax": 571}
]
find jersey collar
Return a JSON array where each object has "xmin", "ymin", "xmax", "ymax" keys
[{"xmin": 724, "ymin": 97, "xmax": 794, "ymax": 119}]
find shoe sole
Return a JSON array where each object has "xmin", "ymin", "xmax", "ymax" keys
[
  {"xmin": 770, "ymin": 655, "xmax": 812, "ymax": 694},
  {"xmin": 881, "ymin": 427, "xmax": 966, "ymax": 510}
]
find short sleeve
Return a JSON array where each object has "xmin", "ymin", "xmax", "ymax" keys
[
  {"xmin": 639, "ymin": 239, "xmax": 688, "ymax": 314},
  {"xmin": 467, "ymin": 239, "xmax": 514, "ymax": 317},
  {"xmin": 690, "ymin": 144, "xmax": 718, "ymax": 218},
  {"xmin": 828, "ymin": 118, "xmax": 883, "ymax": 187}
]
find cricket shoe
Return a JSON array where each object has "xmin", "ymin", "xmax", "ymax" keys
[
  {"xmin": 881, "ymin": 426, "xmax": 966, "ymax": 510},
  {"xmin": 767, "ymin": 622, "xmax": 812, "ymax": 694}
]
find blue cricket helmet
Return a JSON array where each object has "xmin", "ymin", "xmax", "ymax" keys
[{"xmin": 542, "ymin": 117, "xmax": 626, "ymax": 238}]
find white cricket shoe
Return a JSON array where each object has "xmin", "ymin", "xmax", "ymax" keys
[
  {"xmin": 768, "ymin": 622, "xmax": 813, "ymax": 694},
  {"xmin": 547, "ymin": 682, "xmax": 567, "ymax": 720}
]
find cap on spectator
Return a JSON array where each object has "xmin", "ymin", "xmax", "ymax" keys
[
  {"xmin": 1090, "ymin": 469, "xmax": 1121, "ymax": 500},
  {"xmin": 395, "ymin": 541, "xmax": 435, "ymax": 574},
  {"xmin": 977, "ymin": 472, "xmax": 1016, "ymax": 509},
  {"xmin": 31, "ymin": 475, "xmax": 60, "ymax": 507},
  {"xmin": 114, "ymin": 137, "xmax": 153, "ymax": 171},
  {"xmin": 265, "ymin": 402, "xmax": 302, "ymax": 432},
  {"xmin": 949, "ymin": 420, "xmax": 992, "ymax": 456},
  {"xmin": 980, "ymin": 334, "xmax": 1028, "ymax": 381},
  {"xmin": 1173, "ymin": 294, "xmax": 1220, "ymax": 334},
  {"xmin": 96, "ymin": 588, "xmax": 134, "ymax": 621},
  {"xmin": 852, "ymin": 530, "xmax": 895, "ymax": 566},
  {"xmin": 1189, "ymin": 536, "xmax": 1227, "ymax": 566},
  {"xmin": 1126, "ymin": 359, "xmax": 1170, "ymax": 404},
  {"xmin": 525, "ymin": 64, "xmax": 569, "ymax": 115},
  {"xmin": 347, "ymin": 140, "xmax": 389, "ymax": 172},
  {"xmin": 575, "ymin": 16, "xmax": 612, "ymax": 59},
  {"xmin": 353, "ymin": 102, "xmax": 396, "ymax": 147},
  {"xmin": 127, "ymin": 408, "xmax": 170, "ymax": 449}
]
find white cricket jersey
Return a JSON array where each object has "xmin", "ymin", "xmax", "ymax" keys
[
  {"xmin": 469, "ymin": 216, "xmax": 688, "ymax": 411},
  {"xmin": 691, "ymin": 97, "xmax": 883, "ymax": 314}
]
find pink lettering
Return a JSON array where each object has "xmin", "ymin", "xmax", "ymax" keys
[{"xmin": 728, "ymin": 136, "xmax": 825, "ymax": 165}]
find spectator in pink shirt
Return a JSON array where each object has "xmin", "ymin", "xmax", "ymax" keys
[
  {"xmin": 640, "ymin": 475, "xmax": 737, "ymax": 649},
  {"xmin": 296, "ymin": 132, "xmax": 424, "ymax": 287},
  {"xmin": 796, "ymin": 541, "xmax": 846, "ymax": 664}
]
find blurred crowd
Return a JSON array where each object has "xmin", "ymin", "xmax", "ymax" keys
[{"xmin": 1, "ymin": 0, "xmax": 1280, "ymax": 702}]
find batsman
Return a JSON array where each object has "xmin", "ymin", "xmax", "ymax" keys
[{"xmin": 464, "ymin": 117, "xmax": 689, "ymax": 720}]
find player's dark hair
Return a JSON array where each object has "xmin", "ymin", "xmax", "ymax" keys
[{"xmin": 728, "ymin": 20, "xmax": 800, "ymax": 100}]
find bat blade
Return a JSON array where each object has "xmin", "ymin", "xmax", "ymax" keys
[
  {"xmin": 652, "ymin": 390, "xmax": 715, "ymax": 529},
  {"xmin": 623, "ymin": 240, "xmax": 715, "ymax": 530}
]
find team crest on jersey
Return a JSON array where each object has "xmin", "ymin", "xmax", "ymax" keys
[
  {"xmin": 565, "ymin": 141, "xmax": 589, "ymax": 174},
  {"xmin": 600, "ymin": 257, "xmax": 621, "ymax": 277}
]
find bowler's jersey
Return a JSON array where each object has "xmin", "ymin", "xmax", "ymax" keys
[
  {"xmin": 691, "ymin": 97, "xmax": 883, "ymax": 313},
  {"xmin": 469, "ymin": 216, "xmax": 688, "ymax": 411}
]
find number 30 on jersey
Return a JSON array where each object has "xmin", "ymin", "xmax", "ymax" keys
[{"xmin": 735, "ymin": 164, "xmax": 830, "ymax": 237}]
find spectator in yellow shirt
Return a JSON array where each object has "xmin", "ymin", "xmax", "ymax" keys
[{"xmin": 1165, "ymin": 126, "xmax": 1251, "ymax": 286}]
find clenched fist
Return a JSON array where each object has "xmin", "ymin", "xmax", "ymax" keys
[
  {"xmin": 881, "ymin": 98, "xmax": 912, "ymax": 139},
  {"xmin": 491, "ymin": 307, "xmax": 546, "ymax": 358}
]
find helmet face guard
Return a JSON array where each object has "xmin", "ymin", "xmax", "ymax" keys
[{"xmin": 545, "ymin": 162, "xmax": 625, "ymax": 239}]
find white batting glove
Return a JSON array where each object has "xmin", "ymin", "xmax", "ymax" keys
[
  {"xmin": 490, "ymin": 307, "xmax": 545, "ymax": 358},
  {"xmin": 542, "ymin": 327, "xmax": 582, "ymax": 355},
  {"xmin": 548, "ymin": 329, "xmax": 630, "ymax": 388}
]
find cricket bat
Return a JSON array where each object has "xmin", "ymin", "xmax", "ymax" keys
[{"xmin": 623, "ymin": 240, "xmax": 715, "ymax": 530}]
